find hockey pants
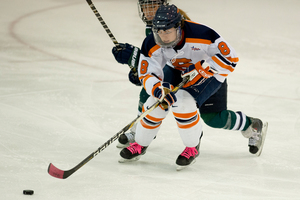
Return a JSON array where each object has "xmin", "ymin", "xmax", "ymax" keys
[{"xmin": 135, "ymin": 89, "xmax": 202, "ymax": 148}]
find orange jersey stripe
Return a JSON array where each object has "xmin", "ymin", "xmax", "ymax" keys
[
  {"xmin": 186, "ymin": 38, "xmax": 212, "ymax": 45},
  {"xmin": 226, "ymin": 56, "xmax": 239, "ymax": 63},
  {"xmin": 141, "ymin": 74, "xmax": 154, "ymax": 91},
  {"xmin": 139, "ymin": 74, "xmax": 147, "ymax": 81},
  {"xmin": 219, "ymin": 74, "xmax": 228, "ymax": 77},
  {"xmin": 212, "ymin": 56, "xmax": 234, "ymax": 72},
  {"xmin": 148, "ymin": 45, "xmax": 160, "ymax": 58}
]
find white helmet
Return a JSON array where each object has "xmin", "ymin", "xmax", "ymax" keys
[{"xmin": 137, "ymin": 0, "xmax": 167, "ymax": 25}]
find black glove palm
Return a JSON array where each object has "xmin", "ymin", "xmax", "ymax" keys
[{"xmin": 128, "ymin": 69, "xmax": 142, "ymax": 86}]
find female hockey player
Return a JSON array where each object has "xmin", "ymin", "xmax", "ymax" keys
[
  {"xmin": 118, "ymin": 4, "xmax": 268, "ymax": 168},
  {"xmin": 112, "ymin": 0, "xmax": 192, "ymax": 147},
  {"xmin": 112, "ymin": 0, "xmax": 267, "ymax": 160}
]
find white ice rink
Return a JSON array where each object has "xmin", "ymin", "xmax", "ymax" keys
[{"xmin": 1, "ymin": 0, "xmax": 300, "ymax": 199}]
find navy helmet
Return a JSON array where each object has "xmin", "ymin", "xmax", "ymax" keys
[{"xmin": 152, "ymin": 4, "xmax": 183, "ymax": 48}]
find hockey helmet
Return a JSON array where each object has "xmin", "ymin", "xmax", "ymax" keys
[
  {"xmin": 152, "ymin": 4, "xmax": 183, "ymax": 48},
  {"xmin": 138, "ymin": 0, "xmax": 167, "ymax": 25}
]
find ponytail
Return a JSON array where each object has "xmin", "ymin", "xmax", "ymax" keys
[{"xmin": 179, "ymin": 9, "xmax": 191, "ymax": 20}]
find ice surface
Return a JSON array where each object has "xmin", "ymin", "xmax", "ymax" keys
[{"xmin": 1, "ymin": 0, "xmax": 300, "ymax": 199}]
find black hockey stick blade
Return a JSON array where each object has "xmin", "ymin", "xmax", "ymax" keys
[
  {"xmin": 48, "ymin": 163, "xmax": 74, "ymax": 179},
  {"xmin": 47, "ymin": 123, "xmax": 131, "ymax": 179},
  {"xmin": 48, "ymin": 152, "xmax": 93, "ymax": 179}
]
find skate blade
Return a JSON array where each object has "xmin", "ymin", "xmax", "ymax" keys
[
  {"xmin": 256, "ymin": 122, "xmax": 268, "ymax": 157},
  {"xmin": 116, "ymin": 142, "xmax": 130, "ymax": 148},
  {"xmin": 176, "ymin": 159, "xmax": 196, "ymax": 171},
  {"xmin": 118, "ymin": 156, "xmax": 141, "ymax": 163}
]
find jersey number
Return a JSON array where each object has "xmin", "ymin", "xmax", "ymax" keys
[
  {"xmin": 140, "ymin": 60, "xmax": 149, "ymax": 74},
  {"xmin": 218, "ymin": 42, "xmax": 230, "ymax": 56}
]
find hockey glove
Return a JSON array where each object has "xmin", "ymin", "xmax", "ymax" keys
[
  {"xmin": 152, "ymin": 82, "xmax": 177, "ymax": 110},
  {"xmin": 112, "ymin": 43, "xmax": 140, "ymax": 68},
  {"xmin": 181, "ymin": 61, "xmax": 214, "ymax": 88},
  {"xmin": 128, "ymin": 68, "xmax": 142, "ymax": 86}
]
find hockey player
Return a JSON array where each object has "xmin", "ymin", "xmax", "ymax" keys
[
  {"xmin": 112, "ymin": 0, "xmax": 268, "ymax": 158},
  {"xmin": 112, "ymin": 0, "xmax": 191, "ymax": 147},
  {"xmin": 118, "ymin": 4, "xmax": 268, "ymax": 168}
]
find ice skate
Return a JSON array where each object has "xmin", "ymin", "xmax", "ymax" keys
[
  {"xmin": 242, "ymin": 118, "xmax": 268, "ymax": 156},
  {"xmin": 119, "ymin": 142, "xmax": 147, "ymax": 163},
  {"xmin": 176, "ymin": 132, "xmax": 202, "ymax": 171},
  {"xmin": 116, "ymin": 131, "xmax": 135, "ymax": 148}
]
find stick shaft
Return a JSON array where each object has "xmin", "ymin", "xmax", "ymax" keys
[
  {"xmin": 86, "ymin": 0, "xmax": 120, "ymax": 48},
  {"xmin": 47, "ymin": 77, "xmax": 189, "ymax": 179}
]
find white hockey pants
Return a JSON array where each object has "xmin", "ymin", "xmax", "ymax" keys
[{"xmin": 135, "ymin": 90, "xmax": 202, "ymax": 147}]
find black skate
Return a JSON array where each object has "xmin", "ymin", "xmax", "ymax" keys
[
  {"xmin": 176, "ymin": 132, "xmax": 202, "ymax": 171},
  {"xmin": 116, "ymin": 131, "xmax": 135, "ymax": 148},
  {"xmin": 119, "ymin": 142, "xmax": 147, "ymax": 163}
]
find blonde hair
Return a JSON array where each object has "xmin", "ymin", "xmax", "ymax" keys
[
  {"xmin": 179, "ymin": 9, "xmax": 191, "ymax": 20},
  {"xmin": 178, "ymin": 8, "xmax": 191, "ymax": 28}
]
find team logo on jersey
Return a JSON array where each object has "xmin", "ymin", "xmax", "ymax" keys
[
  {"xmin": 191, "ymin": 46, "xmax": 200, "ymax": 51},
  {"xmin": 172, "ymin": 58, "xmax": 192, "ymax": 71},
  {"xmin": 171, "ymin": 51, "xmax": 184, "ymax": 64}
]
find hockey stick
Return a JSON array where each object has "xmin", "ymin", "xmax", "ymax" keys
[
  {"xmin": 86, "ymin": 0, "xmax": 138, "ymax": 72},
  {"xmin": 48, "ymin": 76, "xmax": 190, "ymax": 179},
  {"xmin": 86, "ymin": 0, "xmax": 121, "ymax": 49}
]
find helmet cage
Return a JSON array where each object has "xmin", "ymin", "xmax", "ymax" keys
[{"xmin": 137, "ymin": 0, "xmax": 167, "ymax": 25}]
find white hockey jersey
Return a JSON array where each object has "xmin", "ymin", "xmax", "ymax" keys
[{"xmin": 138, "ymin": 20, "xmax": 239, "ymax": 96}]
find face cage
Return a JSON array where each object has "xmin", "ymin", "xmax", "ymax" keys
[
  {"xmin": 153, "ymin": 26, "xmax": 182, "ymax": 48},
  {"xmin": 137, "ymin": 1, "xmax": 165, "ymax": 25}
]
